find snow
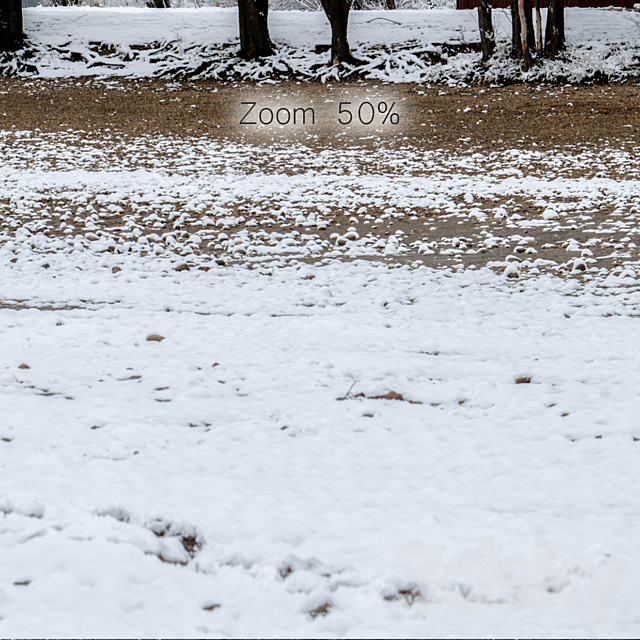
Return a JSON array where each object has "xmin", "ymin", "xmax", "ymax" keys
[
  {"xmin": 1, "ymin": 125, "xmax": 640, "ymax": 636},
  {"xmin": 18, "ymin": 6, "xmax": 640, "ymax": 48},
  {"xmin": 1, "ymin": 251, "xmax": 640, "ymax": 637},
  {"xmin": 2, "ymin": 6, "xmax": 640, "ymax": 82}
]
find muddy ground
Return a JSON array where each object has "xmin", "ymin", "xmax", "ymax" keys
[{"xmin": 1, "ymin": 78, "xmax": 639, "ymax": 149}]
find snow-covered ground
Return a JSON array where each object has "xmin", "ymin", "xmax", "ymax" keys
[
  {"xmin": 2, "ymin": 6, "xmax": 640, "ymax": 82},
  {"xmin": 2, "ymin": 128, "xmax": 640, "ymax": 278},
  {"xmin": 1, "ymin": 125, "xmax": 640, "ymax": 636},
  {"xmin": 1, "ymin": 242, "xmax": 640, "ymax": 637},
  {"xmin": 20, "ymin": 5, "xmax": 638, "ymax": 49}
]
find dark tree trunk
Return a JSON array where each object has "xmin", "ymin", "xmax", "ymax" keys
[
  {"xmin": 151, "ymin": 0, "xmax": 171, "ymax": 7},
  {"xmin": 511, "ymin": 0, "xmax": 518, "ymax": 54},
  {"xmin": 238, "ymin": 0, "xmax": 273, "ymax": 61},
  {"xmin": 478, "ymin": 0, "xmax": 495, "ymax": 63},
  {"xmin": 518, "ymin": 0, "xmax": 532, "ymax": 70},
  {"xmin": 545, "ymin": 0, "xmax": 565, "ymax": 58},
  {"xmin": 535, "ymin": 0, "xmax": 542, "ymax": 53},
  {"xmin": 526, "ymin": 0, "xmax": 536, "ymax": 51},
  {"xmin": 385, "ymin": 0, "xmax": 397, "ymax": 9},
  {"xmin": 511, "ymin": 0, "xmax": 535, "ymax": 59},
  {"xmin": 0, "ymin": 0, "xmax": 23, "ymax": 52},
  {"xmin": 319, "ymin": 0, "xmax": 361, "ymax": 66}
]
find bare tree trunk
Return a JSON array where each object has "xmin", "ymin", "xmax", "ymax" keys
[
  {"xmin": 526, "ymin": 0, "xmax": 535, "ymax": 51},
  {"xmin": 478, "ymin": 0, "xmax": 495, "ymax": 63},
  {"xmin": 545, "ymin": 0, "xmax": 565, "ymax": 58},
  {"xmin": 511, "ymin": 0, "xmax": 522, "ymax": 58},
  {"xmin": 535, "ymin": 0, "xmax": 542, "ymax": 54},
  {"xmin": 511, "ymin": 0, "xmax": 534, "ymax": 59},
  {"xmin": 238, "ymin": 0, "xmax": 274, "ymax": 60},
  {"xmin": 152, "ymin": 0, "xmax": 171, "ymax": 7},
  {"xmin": 511, "ymin": 0, "xmax": 521, "ymax": 55},
  {"xmin": 385, "ymin": 0, "xmax": 397, "ymax": 9},
  {"xmin": 0, "ymin": 0, "xmax": 23, "ymax": 52},
  {"xmin": 518, "ymin": 0, "xmax": 532, "ymax": 70},
  {"xmin": 319, "ymin": 0, "xmax": 362, "ymax": 66}
]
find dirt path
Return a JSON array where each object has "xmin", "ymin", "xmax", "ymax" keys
[{"xmin": 1, "ymin": 78, "xmax": 639, "ymax": 149}]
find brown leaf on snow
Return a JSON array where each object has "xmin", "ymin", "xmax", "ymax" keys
[
  {"xmin": 308, "ymin": 603, "xmax": 331, "ymax": 619},
  {"xmin": 372, "ymin": 390, "xmax": 405, "ymax": 401},
  {"xmin": 146, "ymin": 334, "xmax": 165, "ymax": 342}
]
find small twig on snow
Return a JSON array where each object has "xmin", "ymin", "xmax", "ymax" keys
[{"xmin": 366, "ymin": 17, "xmax": 401, "ymax": 25}]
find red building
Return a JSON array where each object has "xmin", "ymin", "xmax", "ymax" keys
[{"xmin": 457, "ymin": 0, "xmax": 634, "ymax": 9}]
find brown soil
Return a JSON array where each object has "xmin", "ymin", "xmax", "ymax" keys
[{"xmin": 0, "ymin": 78, "xmax": 639, "ymax": 149}]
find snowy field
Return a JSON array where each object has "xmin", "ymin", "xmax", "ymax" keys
[
  {"xmin": 1, "ymin": 125, "xmax": 640, "ymax": 636},
  {"xmin": 1, "ymin": 5, "xmax": 640, "ymax": 636},
  {"xmin": 2, "ymin": 6, "xmax": 640, "ymax": 81},
  {"xmin": 19, "ymin": 4, "xmax": 638, "ymax": 49},
  {"xmin": 0, "ymin": 252, "xmax": 639, "ymax": 637}
]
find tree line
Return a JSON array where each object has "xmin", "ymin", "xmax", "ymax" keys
[
  {"xmin": 1, "ymin": 0, "xmax": 565, "ymax": 69},
  {"xmin": 478, "ymin": 0, "xmax": 565, "ymax": 70}
]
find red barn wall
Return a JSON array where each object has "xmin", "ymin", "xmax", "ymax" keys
[{"xmin": 457, "ymin": 0, "xmax": 633, "ymax": 9}]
